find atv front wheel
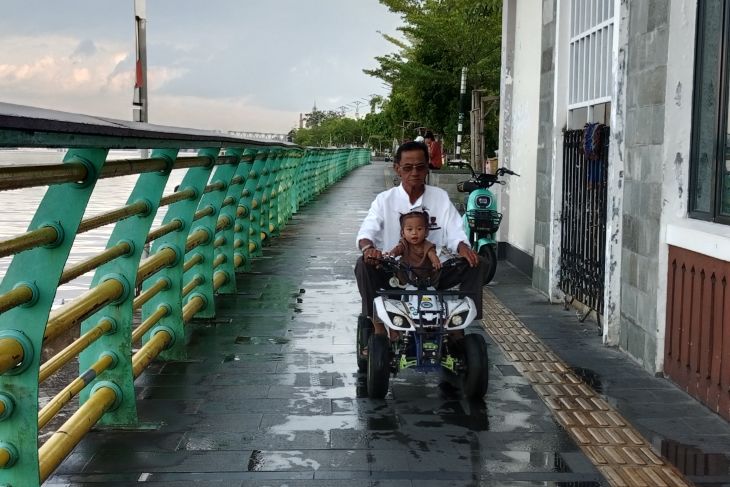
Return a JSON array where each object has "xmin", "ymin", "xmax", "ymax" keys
[
  {"xmin": 356, "ymin": 315, "xmax": 373, "ymax": 372},
  {"xmin": 367, "ymin": 334, "xmax": 391, "ymax": 399},
  {"xmin": 461, "ymin": 334, "xmax": 489, "ymax": 400}
]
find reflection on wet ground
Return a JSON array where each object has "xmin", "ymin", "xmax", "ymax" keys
[
  {"xmin": 47, "ymin": 162, "xmax": 605, "ymax": 486},
  {"xmin": 661, "ymin": 439, "xmax": 730, "ymax": 481}
]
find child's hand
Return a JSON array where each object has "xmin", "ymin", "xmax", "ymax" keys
[{"xmin": 429, "ymin": 251, "xmax": 441, "ymax": 269}]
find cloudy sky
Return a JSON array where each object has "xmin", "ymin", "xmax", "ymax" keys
[{"xmin": 0, "ymin": 1, "xmax": 403, "ymax": 133}]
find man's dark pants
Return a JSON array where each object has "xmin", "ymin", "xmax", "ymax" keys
[{"xmin": 354, "ymin": 256, "xmax": 487, "ymax": 320}]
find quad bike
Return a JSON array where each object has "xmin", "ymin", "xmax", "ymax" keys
[{"xmin": 357, "ymin": 256, "xmax": 489, "ymax": 400}]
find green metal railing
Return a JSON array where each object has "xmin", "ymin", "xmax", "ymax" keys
[{"xmin": 0, "ymin": 103, "xmax": 369, "ymax": 486}]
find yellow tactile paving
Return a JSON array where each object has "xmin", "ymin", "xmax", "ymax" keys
[{"xmin": 481, "ymin": 289, "xmax": 695, "ymax": 487}]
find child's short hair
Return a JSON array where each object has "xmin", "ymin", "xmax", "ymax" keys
[{"xmin": 399, "ymin": 210, "xmax": 430, "ymax": 229}]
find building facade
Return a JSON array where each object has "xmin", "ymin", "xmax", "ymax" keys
[{"xmin": 498, "ymin": 0, "xmax": 730, "ymax": 420}]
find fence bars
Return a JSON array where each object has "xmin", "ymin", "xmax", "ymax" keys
[
  {"xmin": 559, "ymin": 127, "xmax": 609, "ymax": 318},
  {"xmin": 0, "ymin": 123, "xmax": 370, "ymax": 486}
]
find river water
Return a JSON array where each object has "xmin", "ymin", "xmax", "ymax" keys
[{"xmin": 0, "ymin": 149, "xmax": 186, "ymax": 306}]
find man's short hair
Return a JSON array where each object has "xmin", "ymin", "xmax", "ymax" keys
[
  {"xmin": 424, "ymin": 130, "xmax": 434, "ymax": 140},
  {"xmin": 395, "ymin": 141, "xmax": 429, "ymax": 165}
]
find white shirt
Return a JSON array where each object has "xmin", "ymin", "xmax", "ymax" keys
[{"xmin": 356, "ymin": 184, "xmax": 470, "ymax": 258}]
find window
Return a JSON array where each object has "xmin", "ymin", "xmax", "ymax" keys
[
  {"xmin": 568, "ymin": 0, "xmax": 615, "ymax": 128},
  {"xmin": 690, "ymin": 0, "xmax": 730, "ymax": 223}
]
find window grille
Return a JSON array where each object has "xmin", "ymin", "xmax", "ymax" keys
[{"xmin": 569, "ymin": 0, "xmax": 615, "ymax": 110}]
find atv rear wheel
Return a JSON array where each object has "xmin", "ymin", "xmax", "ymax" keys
[{"xmin": 461, "ymin": 334, "xmax": 489, "ymax": 400}]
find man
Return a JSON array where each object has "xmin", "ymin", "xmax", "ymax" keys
[{"xmin": 355, "ymin": 141, "xmax": 486, "ymax": 337}]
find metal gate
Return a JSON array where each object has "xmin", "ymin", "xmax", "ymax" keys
[{"xmin": 559, "ymin": 126, "xmax": 609, "ymax": 317}]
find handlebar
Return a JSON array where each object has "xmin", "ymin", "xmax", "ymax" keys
[
  {"xmin": 447, "ymin": 160, "xmax": 520, "ymax": 193},
  {"xmin": 373, "ymin": 255, "xmax": 464, "ymax": 288},
  {"xmin": 375, "ymin": 255, "xmax": 463, "ymax": 272}
]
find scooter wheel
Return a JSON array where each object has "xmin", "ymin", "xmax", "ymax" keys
[
  {"xmin": 461, "ymin": 334, "xmax": 489, "ymax": 400},
  {"xmin": 480, "ymin": 245, "xmax": 497, "ymax": 285},
  {"xmin": 367, "ymin": 334, "xmax": 391, "ymax": 399}
]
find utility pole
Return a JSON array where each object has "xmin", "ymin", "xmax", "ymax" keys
[
  {"xmin": 133, "ymin": 0, "xmax": 148, "ymax": 156},
  {"xmin": 456, "ymin": 67, "xmax": 467, "ymax": 162},
  {"xmin": 352, "ymin": 100, "xmax": 363, "ymax": 119}
]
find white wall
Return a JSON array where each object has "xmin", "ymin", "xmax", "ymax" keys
[{"xmin": 501, "ymin": 1, "xmax": 541, "ymax": 256}]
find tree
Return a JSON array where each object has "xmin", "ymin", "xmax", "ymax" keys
[
  {"xmin": 365, "ymin": 0, "xmax": 502, "ymax": 154},
  {"xmin": 303, "ymin": 109, "xmax": 341, "ymax": 128}
]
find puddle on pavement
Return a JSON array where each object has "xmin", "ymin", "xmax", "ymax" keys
[
  {"xmin": 660, "ymin": 438, "xmax": 730, "ymax": 477},
  {"xmin": 234, "ymin": 336, "xmax": 290, "ymax": 345},
  {"xmin": 366, "ymin": 415, "xmax": 399, "ymax": 431},
  {"xmin": 411, "ymin": 400, "xmax": 490, "ymax": 432},
  {"xmin": 247, "ymin": 449, "xmax": 321, "ymax": 471},
  {"xmin": 247, "ymin": 449, "xmax": 264, "ymax": 471},
  {"xmin": 570, "ymin": 366, "xmax": 603, "ymax": 393}
]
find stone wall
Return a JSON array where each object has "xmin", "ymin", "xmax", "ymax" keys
[
  {"xmin": 620, "ymin": 0, "xmax": 669, "ymax": 369},
  {"xmin": 532, "ymin": 0, "xmax": 558, "ymax": 294}
]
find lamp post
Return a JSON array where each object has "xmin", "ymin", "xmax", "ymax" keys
[
  {"xmin": 132, "ymin": 0, "xmax": 147, "ymax": 126},
  {"xmin": 455, "ymin": 66, "xmax": 467, "ymax": 162},
  {"xmin": 133, "ymin": 0, "xmax": 148, "ymax": 161}
]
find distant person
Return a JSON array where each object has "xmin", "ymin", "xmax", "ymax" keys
[
  {"xmin": 424, "ymin": 131, "xmax": 443, "ymax": 170},
  {"xmin": 387, "ymin": 210, "xmax": 441, "ymax": 283}
]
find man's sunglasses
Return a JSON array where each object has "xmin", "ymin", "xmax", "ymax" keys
[{"xmin": 399, "ymin": 164, "xmax": 428, "ymax": 173}]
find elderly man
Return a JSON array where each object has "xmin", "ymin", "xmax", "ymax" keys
[{"xmin": 355, "ymin": 141, "xmax": 487, "ymax": 338}]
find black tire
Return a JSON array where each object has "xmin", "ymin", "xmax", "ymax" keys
[
  {"xmin": 356, "ymin": 315, "xmax": 373, "ymax": 372},
  {"xmin": 367, "ymin": 334, "xmax": 391, "ymax": 399},
  {"xmin": 461, "ymin": 334, "xmax": 489, "ymax": 400},
  {"xmin": 480, "ymin": 244, "xmax": 497, "ymax": 285}
]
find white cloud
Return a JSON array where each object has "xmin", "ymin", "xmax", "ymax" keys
[
  {"xmin": 0, "ymin": 1, "xmax": 404, "ymax": 131},
  {"xmin": 151, "ymin": 94, "xmax": 299, "ymax": 133},
  {"xmin": 0, "ymin": 35, "xmax": 185, "ymax": 98}
]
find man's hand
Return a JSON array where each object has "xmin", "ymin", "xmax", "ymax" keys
[
  {"xmin": 359, "ymin": 238, "xmax": 382, "ymax": 266},
  {"xmin": 457, "ymin": 242, "xmax": 479, "ymax": 267},
  {"xmin": 363, "ymin": 247, "xmax": 383, "ymax": 266}
]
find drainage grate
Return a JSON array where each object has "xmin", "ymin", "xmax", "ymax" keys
[{"xmin": 481, "ymin": 289, "xmax": 694, "ymax": 487}]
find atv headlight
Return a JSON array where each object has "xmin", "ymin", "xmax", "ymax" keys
[
  {"xmin": 448, "ymin": 312, "xmax": 469, "ymax": 328},
  {"xmin": 392, "ymin": 315, "xmax": 405, "ymax": 327}
]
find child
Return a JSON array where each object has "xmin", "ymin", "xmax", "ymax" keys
[
  {"xmin": 387, "ymin": 210, "xmax": 442, "ymax": 282},
  {"xmin": 364, "ymin": 211, "xmax": 443, "ymax": 343}
]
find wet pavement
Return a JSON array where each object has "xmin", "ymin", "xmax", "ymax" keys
[
  {"xmin": 487, "ymin": 270, "xmax": 730, "ymax": 487},
  {"xmin": 45, "ymin": 161, "xmax": 729, "ymax": 486}
]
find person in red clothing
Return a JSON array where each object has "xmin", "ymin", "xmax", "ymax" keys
[{"xmin": 424, "ymin": 131, "xmax": 443, "ymax": 169}]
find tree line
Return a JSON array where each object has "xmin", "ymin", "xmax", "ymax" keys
[{"xmin": 293, "ymin": 0, "xmax": 501, "ymax": 158}]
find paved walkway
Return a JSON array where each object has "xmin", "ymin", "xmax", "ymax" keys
[
  {"xmin": 488, "ymin": 265, "xmax": 730, "ymax": 487},
  {"xmin": 47, "ymin": 161, "xmax": 730, "ymax": 486}
]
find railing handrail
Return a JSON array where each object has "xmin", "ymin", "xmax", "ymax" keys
[
  {"xmin": 0, "ymin": 102, "xmax": 297, "ymax": 149},
  {"xmin": 0, "ymin": 105, "xmax": 371, "ymax": 486}
]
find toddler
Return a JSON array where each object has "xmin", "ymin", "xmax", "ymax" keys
[{"xmin": 387, "ymin": 210, "xmax": 441, "ymax": 282}]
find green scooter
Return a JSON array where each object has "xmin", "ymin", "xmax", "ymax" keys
[{"xmin": 450, "ymin": 162, "xmax": 519, "ymax": 284}]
